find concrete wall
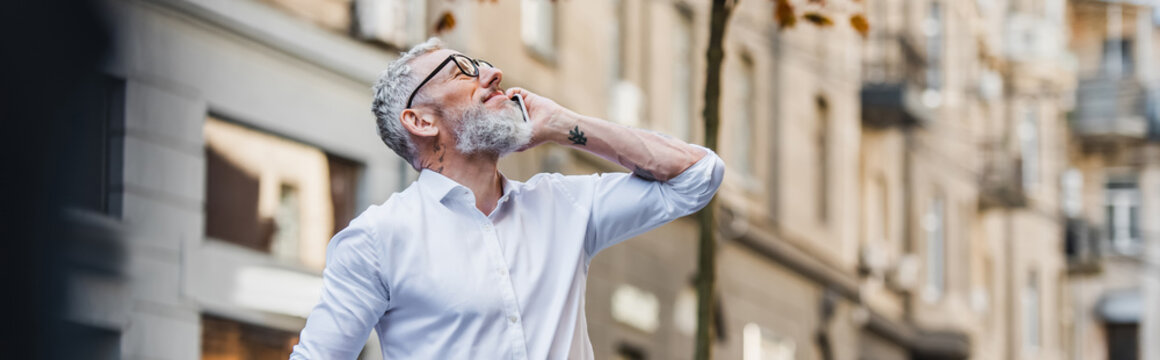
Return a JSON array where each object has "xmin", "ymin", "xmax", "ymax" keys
[{"xmin": 101, "ymin": 0, "xmax": 402, "ymax": 358}]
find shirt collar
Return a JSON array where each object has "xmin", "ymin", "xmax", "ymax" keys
[{"xmin": 417, "ymin": 169, "xmax": 519, "ymax": 204}]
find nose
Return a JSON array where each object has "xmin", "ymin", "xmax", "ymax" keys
[{"xmin": 479, "ymin": 65, "xmax": 503, "ymax": 89}]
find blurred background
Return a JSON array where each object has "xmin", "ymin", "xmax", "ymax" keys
[{"xmin": 3, "ymin": 0, "xmax": 1159, "ymax": 359}]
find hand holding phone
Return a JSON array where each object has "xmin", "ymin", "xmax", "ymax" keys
[{"xmin": 511, "ymin": 94, "xmax": 530, "ymax": 123}]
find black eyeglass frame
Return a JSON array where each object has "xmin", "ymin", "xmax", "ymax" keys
[{"xmin": 406, "ymin": 54, "xmax": 494, "ymax": 109}]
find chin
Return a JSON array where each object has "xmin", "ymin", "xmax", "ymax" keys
[{"xmin": 454, "ymin": 104, "xmax": 533, "ymax": 155}]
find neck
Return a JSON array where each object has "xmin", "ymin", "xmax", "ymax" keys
[{"xmin": 423, "ymin": 146, "xmax": 503, "ymax": 215}]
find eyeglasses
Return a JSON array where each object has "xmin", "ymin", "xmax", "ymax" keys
[{"xmin": 406, "ymin": 54, "xmax": 495, "ymax": 108}]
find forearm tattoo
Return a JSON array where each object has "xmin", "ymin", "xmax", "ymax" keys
[{"xmin": 567, "ymin": 126, "xmax": 588, "ymax": 146}]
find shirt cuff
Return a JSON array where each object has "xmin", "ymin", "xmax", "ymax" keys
[{"xmin": 666, "ymin": 145, "xmax": 725, "ymax": 195}]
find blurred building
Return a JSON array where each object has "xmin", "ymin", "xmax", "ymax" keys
[
  {"xmin": 860, "ymin": 0, "xmax": 1078, "ymax": 359},
  {"xmin": 1065, "ymin": 1, "xmax": 1160, "ymax": 360},
  {"xmin": 69, "ymin": 0, "xmax": 1157, "ymax": 359}
]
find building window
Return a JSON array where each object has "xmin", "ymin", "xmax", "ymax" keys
[
  {"xmin": 607, "ymin": 0, "xmax": 644, "ymax": 127},
  {"xmin": 865, "ymin": 176, "xmax": 890, "ymax": 247},
  {"xmin": 1057, "ymin": 274, "xmax": 1069, "ymax": 355},
  {"xmin": 1061, "ymin": 168, "xmax": 1083, "ymax": 217},
  {"xmin": 1023, "ymin": 270, "xmax": 1040, "ymax": 349},
  {"xmin": 264, "ymin": 0, "xmax": 359, "ymax": 34},
  {"xmin": 1105, "ymin": 179, "xmax": 1140, "ymax": 254},
  {"xmin": 878, "ymin": 178, "xmax": 890, "ymax": 245},
  {"xmin": 203, "ymin": 117, "xmax": 362, "ymax": 270},
  {"xmin": 742, "ymin": 323, "xmax": 796, "ymax": 360},
  {"xmin": 75, "ymin": 75, "xmax": 125, "ymax": 216},
  {"xmin": 860, "ymin": 177, "xmax": 892, "ymax": 280},
  {"xmin": 1045, "ymin": 0, "xmax": 1064, "ymax": 23},
  {"xmin": 328, "ymin": 156, "xmax": 361, "ymax": 236},
  {"xmin": 671, "ymin": 6, "xmax": 694, "ymax": 140},
  {"xmin": 673, "ymin": 286, "xmax": 698, "ymax": 337},
  {"xmin": 1101, "ymin": 4, "xmax": 1133, "ymax": 78},
  {"xmin": 732, "ymin": 55, "xmax": 757, "ymax": 176},
  {"xmin": 201, "ymin": 314, "xmax": 297, "ymax": 359},
  {"xmin": 923, "ymin": 1, "xmax": 944, "ymax": 107},
  {"xmin": 1019, "ymin": 105, "xmax": 1040, "ymax": 189},
  {"xmin": 978, "ymin": 255, "xmax": 994, "ymax": 316},
  {"xmin": 1106, "ymin": 323, "xmax": 1139, "ymax": 360},
  {"xmin": 816, "ymin": 96, "xmax": 830, "ymax": 224},
  {"xmin": 72, "ymin": 324, "xmax": 121, "ymax": 360},
  {"xmin": 610, "ymin": 0, "xmax": 628, "ymax": 82},
  {"xmin": 352, "ymin": 0, "xmax": 424, "ymax": 47},
  {"xmin": 521, "ymin": 0, "xmax": 557, "ymax": 61},
  {"xmin": 611, "ymin": 284, "xmax": 660, "ymax": 334},
  {"xmin": 923, "ymin": 195, "xmax": 945, "ymax": 301},
  {"xmin": 1102, "ymin": 38, "xmax": 1135, "ymax": 77}
]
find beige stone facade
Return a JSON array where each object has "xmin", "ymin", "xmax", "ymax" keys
[
  {"xmin": 1065, "ymin": 1, "xmax": 1159, "ymax": 360},
  {"xmin": 448, "ymin": 0, "xmax": 1080, "ymax": 359}
]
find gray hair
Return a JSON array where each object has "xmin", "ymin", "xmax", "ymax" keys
[{"xmin": 371, "ymin": 37, "xmax": 444, "ymax": 169}]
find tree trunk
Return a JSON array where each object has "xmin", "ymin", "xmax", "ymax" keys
[{"xmin": 694, "ymin": 1, "xmax": 734, "ymax": 359}]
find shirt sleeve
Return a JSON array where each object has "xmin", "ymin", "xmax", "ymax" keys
[
  {"xmin": 578, "ymin": 146, "xmax": 725, "ymax": 258},
  {"xmin": 291, "ymin": 228, "xmax": 389, "ymax": 360}
]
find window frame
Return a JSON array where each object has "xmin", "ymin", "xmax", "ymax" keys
[
  {"xmin": 923, "ymin": 195, "xmax": 946, "ymax": 302},
  {"xmin": 521, "ymin": 0, "xmax": 559, "ymax": 63}
]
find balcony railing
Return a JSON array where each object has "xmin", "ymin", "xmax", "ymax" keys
[
  {"xmin": 861, "ymin": 34, "xmax": 933, "ymax": 128},
  {"xmin": 1071, "ymin": 76, "xmax": 1152, "ymax": 141},
  {"xmin": 978, "ymin": 143, "xmax": 1027, "ymax": 209}
]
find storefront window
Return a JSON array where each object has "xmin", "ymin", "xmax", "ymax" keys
[{"xmin": 204, "ymin": 117, "xmax": 361, "ymax": 269}]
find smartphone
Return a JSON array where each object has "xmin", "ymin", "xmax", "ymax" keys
[{"xmin": 511, "ymin": 94, "xmax": 530, "ymax": 122}]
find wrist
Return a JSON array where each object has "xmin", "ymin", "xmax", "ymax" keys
[{"xmin": 546, "ymin": 109, "xmax": 582, "ymax": 145}]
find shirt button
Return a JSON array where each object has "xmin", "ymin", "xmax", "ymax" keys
[{"xmin": 509, "ymin": 315, "xmax": 518, "ymax": 324}]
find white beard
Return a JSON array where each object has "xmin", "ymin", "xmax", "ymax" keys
[{"xmin": 452, "ymin": 101, "xmax": 533, "ymax": 156}]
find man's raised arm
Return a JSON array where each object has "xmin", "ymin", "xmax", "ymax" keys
[
  {"xmin": 506, "ymin": 88, "xmax": 707, "ymax": 181},
  {"xmin": 505, "ymin": 88, "xmax": 725, "ymax": 257}
]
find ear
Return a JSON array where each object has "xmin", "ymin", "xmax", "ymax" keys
[{"xmin": 399, "ymin": 108, "xmax": 439, "ymax": 138}]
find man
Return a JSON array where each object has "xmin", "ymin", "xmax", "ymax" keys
[{"xmin": 291, "ymin": 38, "xmax": 724, "ymax": 359}]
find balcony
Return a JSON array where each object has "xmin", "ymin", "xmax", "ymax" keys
[
  {"xmin": 861, "ymin": 34, "xmax": 935, "ymax": 128},
  {"xmin": 978, "ymin": 144, "xmax": 1027, "ymax": 209},
  {"xmin": 1064, "ymin": 218, "xmax": 1101, "ymax": 274},
  {"xmin": 1071, "ymin": 76, "xmax": 1154, "ymax": 141}
]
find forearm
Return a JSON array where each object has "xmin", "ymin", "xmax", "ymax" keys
[{"xmin": 545, "ymin": 111, "xmax": 705, "ymax": 181}]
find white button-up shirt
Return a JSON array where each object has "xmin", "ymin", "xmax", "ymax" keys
[{"xmin": 291, "ymin": 148, "xmax": 724, "ymax": 359}]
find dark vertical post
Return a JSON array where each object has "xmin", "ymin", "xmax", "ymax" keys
[{"xmin": 694, "ymin": 0, "xmax": 734, "ymax": 359}]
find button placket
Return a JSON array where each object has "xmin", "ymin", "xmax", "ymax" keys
[{"xmin": 475, "ymin": 214, "xmax": 528, "ymax": 359}]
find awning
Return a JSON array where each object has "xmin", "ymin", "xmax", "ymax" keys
[{"xmin": 1097, "ymin": 289, "xmax": 1141, "ymax": 324}]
